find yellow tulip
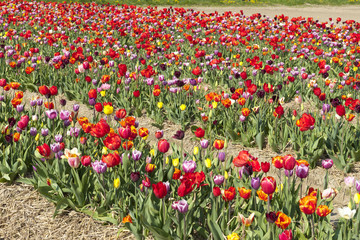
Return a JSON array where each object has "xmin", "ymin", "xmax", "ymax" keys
[
  {"xmin": 180, "ymin": 104, "xmax": 186, "ymax": 111},
  {"xmin": 224, "ymin": 171, "xmax": 228, "ymax": 179},
  {"xmin": 193, "ymin": 147, "xmax": 199, "ymax": 155},
  {"xmin": 212, "ymin": 101, "xmax": 218, "ymax": 109},
  {"xmin": 102, "ymin": 147, "xmax": 108, "ymax": 155},
  {"xmin": 157, "ymin": 102, "xmax": 163, "ymax": 109},
  {"xmin": 114, "ymin": 178, "xmax": 120, "ymax": 188},
  {"xmin": 35, "ymin": 133, "xmax": 40, "ymax": 142},
  {"xmin": 150, "ymin": 149, "xmax": 155, "ymax": 156},
  {"xmin": 354, "ymin": 193, "xmax": 360, "ymax": 204},
  {"xmin": 100, "ymin": 90, "xmax": 106, "ymax": 97},
  {"xmin": 103, "ymin": 105, "xmax": 113, "ymax": 115},
  {"xmin": 205, "ymin": 158, "xmax": 212, "ymax": 168},
  {"xmin": 227, "ymin": 232, "xmax": 240, "ymax": 240},
  {"xmin": 172, "ymin": 158, "xmax": 179, "ymax": 167},
  {"xmin": 166, "ymin": 157, "xmax": 169, "ymax": 164}
]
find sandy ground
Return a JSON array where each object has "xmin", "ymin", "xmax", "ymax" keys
[
  {"xmin": 1, "ymin": 5, "xmax": 360, "ymax": 239},
  {"xmin": 160, "ymin": 5, "xmax": 360, "ymax": 22}
]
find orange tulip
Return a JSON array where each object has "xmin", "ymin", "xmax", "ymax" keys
[
  {"xmin": 122, "ymin": 215, "xmax": 132, "ymax": 224},
  {"xmin": 316, "ymin": 205, "xmax": 331, "ymax": 217},
  {"xmin": 275, "ymin": 212, "xmax": 291, "ymax": 229},
  {"xmin": 257, "ymin": 189, "xmax": 272, "ymax": 202},
  {"xmin": 238, "ymin": 187, "xmax": 252, "ymax": 200},
  {"xmin": 299, "ymin": 195, "xmax": 317, "ymax": 215}
]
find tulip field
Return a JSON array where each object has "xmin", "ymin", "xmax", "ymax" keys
[{"xmin": 1, "ymin": 1, "xmax": 360, "ymax": 239}]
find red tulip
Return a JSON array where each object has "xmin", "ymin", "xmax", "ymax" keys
[
  {"xmin": 222, "ymin": 186, "xmax": 236, "ymax": 201},
  {"xmin": 90, "ymin": 119, "xmax": 110, "ymax": 138},
  {"xmin": 118, "ymin": 126, "xmax": 132, "ymax": 139},
  {"xmin": 118, "ymin": 64, "xmax": 127, "ymax": 76},
  {"xmin": 88, "ymin": 89, "xmax": 97, "ymax": 99},
  {"xmin": 313, "ymin": 87, "xmax": 321, "ymax": 96},
  {"xmin": 273, "ymin": 105, "xmax": 284, "ymax": 118},
  {"xmin": 233, "ymin": 150, "xmax": 251, "ymax": 167},
  {"xmin": 133, "ymin": 90, "xmax": 140, "ymax": 98},
  {"xmin": 283, "ymin": 155, "xmax": 296, "ymax": 170},
  {"xmin": 81, "ymin": 155, "xmax": 91, "ymax": 167},
  {"xmin": 192, "ymin": 66, "xmax": 202, "ymax": 76},
  {"xmin": 261, "ymin": 162, "xmax": 270, "ymax": 173},
  {"xmin": 103, "ymin": 133, "xmax": 121, "ymax": 150},
  {"xmin": 158, "ymin": 139, "xmax": 170, "ymax": 153},
  {"xmin": 49, "ymin": 86, "xmax": 58, "ymax": 96},
  {"xmin": 178, "ymin": 179, "xmax": 194, "ymax": 197},
  {"xmin": 213, "ymin": 187, "xmax": 221, "ymax": 197},
  {"xmin": 101, "ymin": 152, "xmax": 121, "ymax": 167},
  {"xmin": 336, "ymin": 105, "xmax": 345, "ymax": 116},
  {"xmin": 36, "ymin": 143, "xmax": 51, "ymax": 157},
  {"xmin": 296, "ymin": 113, "xmax": 315, "ymax": 131},
  {"xmin": 38, "ymin": 85, "xmax": 50, "ymax": 96},
  {"xmin": 194, "ymin": 127, "xmax": 205, "ymax": 138},
  {"xmin": 213, "ymin": 139, "xmax": 224, "ymax": 150},
  {"xmin": 152, "ymin": 182, "xmax": 167, "ymax": 199},
  {"xmin": 116, "ymin": 108, "xmax": 127, "ymax": 119},
  {"xmin": 94, "ymin": 103, "xmax": 103, "ymax": 112},
  {"xmin": 261, "ymin": 176, "xmax": 276, "ymax": 195}
]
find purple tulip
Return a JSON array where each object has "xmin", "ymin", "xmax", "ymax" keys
[
  {"xmin": 164, "ymin": 181, "xmax": 170, "ymax": 193},
  {"xmin": 354, "ymin": 180, "xmax": 360, "ymax": 193},
  {"xmin": 37, "ymin": 98, "xmax": 43, "ymax": 106},
  {"xmin": 30, "ymin": 99, "xmax": 37, "ymax": 106},
  {"xmin": 45, "ymin": 110, "xmax": 58, "ymax": 120},
  {"xmin": 60, "ymin": 110, "xmax": 70, "ymax": 121},
  {"xmin": 92, "ymin": 160, "xmax": 107, "ymax": 174},
  {"xmin": 132, "ymin": 149, "xmax": 142, "ymax": 161},
  {"xmin": 251, "ymin": 177, "xmax": 260, "ymax": 190},
  {"xmin": 54, "ymin": 134, "xmax": 63, "ymax": 142},
  {"xmin": 213, "ymin": 175, "xmax": 225, "ymax": 185},
  {"xmin": 296, "ymin": 164, "xmax": 309, "ymax": 179},
  {"xmin": 173, "ymin": 199, "xmax": 188, "ymax": 214},
  {"xmin": 322, "ymin": 104, "xmax": 331, "ymax": 114},
  {"xmin": 284, "ymin": 169, "xmax": 293, "ymax": 177},
  {"xmin": 16, "ymin": 104, "xmax": 24, "ymax": 113},
  {"xmin": 0, "ymin": 95, "xmax": 5, "ymax": 102},
  {"xmin": 29, "ymin": 127, "xmax": 37, "ymax": 136},
  {"xmin": 41, "ymin": 128, "xmax": 49, "ymax": 136},
  {"xmin": 50, "ymin": 143, "xmax": 61, "ymax": 153},
  {"xmin": 200, "ymin": 139, "xmax": 209, "ymax": 149},
  {"xmin": 182, "ymin": 160, "xmax": 196, "ymax": 173},
  {"xmin": 89, "ymin": 98, "xmax": 96, "ymax": 106},
  {"xmin": 322, "ymin": 159, "xmax": 333, "ymax": 169},
  {"xmin": 218, "ymin": 152, "xmax": 225, "ymax": 162},
  {"xmin": 73, "ymin": 104, "xmax": 80, "ymax": 112}
]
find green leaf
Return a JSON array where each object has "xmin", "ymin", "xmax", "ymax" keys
[
  {"xmin": 256, "ymin": 132, "xmax": 265, "ymax": 150},
  {"xmin": 207, "ymin": 218, "xmax": 224, "ymax": 240}
]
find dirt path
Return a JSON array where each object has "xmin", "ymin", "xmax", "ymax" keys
[{"xmin": 159, "ymin": 5, "xmax": 360, "ymax": 22}]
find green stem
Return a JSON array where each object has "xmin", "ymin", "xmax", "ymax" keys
[{"xmin": 183, "ymin": 213, "xmax": 187, "ymax": 240}]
